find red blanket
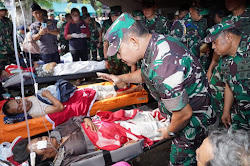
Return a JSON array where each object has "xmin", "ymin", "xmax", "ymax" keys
[
  {"xmin": 82, "ymin": 109, "xmax": 158, "ymax": 151},
  {"xmin": 46, "ymin": 88, "xmax": 97, "ymax": 128}
]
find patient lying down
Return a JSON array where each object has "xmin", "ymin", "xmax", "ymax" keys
[
  {"xmin": 11, "ymin": 109, "xmax": 169, "ymax": 166},
  {"xmin": 35, "ymin": 61, "xmax": 106, "ymax": 77},
  {"xmin": 2, "ymin": 82, "xmax": 143, "ymax": 122}
]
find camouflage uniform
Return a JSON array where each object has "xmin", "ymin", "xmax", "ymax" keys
[
  {"xmin": 222, "ymin": 7, "xmax": 250, "ymax": 35},
  {"xmin": 0, "ymin": 15, "xmax": 15, "ymax": 63},
  {"xmin": 209, "ymin": 9, "xmax": 250, "ymax": 117},
  {"xmin": 213, "ymin": 34, "xmax": 250, "ymax": 130},
  {"xmin": 141, "ymin": 13, "xmax": 169, "ymax": 35},
  {"xmin": 103, "ymin": 18, "xmax": 130, "ymax": 74},
  {"xmin": 141, "ymin": 33, "xmax": 215, "ymax": 166},
  {"xmin": 58, "ymin": 21, "xmax": 69, "ymax": 56},
  {"xmin": 88, "ymin": 18, "xmax": 103, "ymax": 60},
  {"xmin": 104, "ymin": 13, "xmax": 216, "ymax": 166},
  {"xmin": 57, "ymin": 20, "xmax": 65, "ymax": 29},
  {"xmin": 170, "ymin": 13, "xmax": 207, "ymax": 59}
]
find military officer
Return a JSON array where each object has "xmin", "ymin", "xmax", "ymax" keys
[
  {"xmin": 84, "ymin": 13, "xmax": 103, "ymax": 61},
  {"xmin": 58, "ymin": 13, "xmax": 71, "ymax": 56},
  {"xmin": 207, "ymin": 0, "xmax": 249, "ymax": 120},
  {"xmin": 98, "ymin": 13, "xmax": 216, "ymax": 166},
  {"xmin": 170, "ymin": 1, "xmax": 209, "ymax": 59},
  {"xmin": 0, "ymin": 2, "xmax": 15, "ymax": 64},
  {"xmin": 141, "ymin": 0, "xmax": 169, "ymax": 35},
  {"xmin": 204, "ymin": 21, "xmax": 250, "ymax": 131}
]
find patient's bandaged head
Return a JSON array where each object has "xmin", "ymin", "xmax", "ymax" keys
[{"xmin": 35, "ymin": 63, "xmax": 56, "ymax": 77}]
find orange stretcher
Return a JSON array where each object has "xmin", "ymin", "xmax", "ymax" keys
[{"xmin": 0, "ymin": 82, "xmax": 148, "ymax": 143}]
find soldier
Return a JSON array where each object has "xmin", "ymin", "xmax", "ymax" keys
[
  {"xmin": 0, "ymin": 2, "xmax": 15, "ymax": 64},
  {"xmin": 81, "ymin": 6, "xmax": 88, "ymax": 17},
  {"xmin": 58, "ymin": 13, "xmax": 71, "ymax": 56},
  {"xmin": 141, "ymin": 0, "xmax": 169, "ymax": 35},
  {"xmin": 84, "ymin": 13, "xmax": 103, "ymax": 61},
  {"xmin": 204, "ymin": 21, "xmax": 250, "ymax": 131},
  {"xmin": 57, "ymin": 13, "xmax": 65, "ymax": 29},
  {"xmin": 98, "ymin": 13, "xmax": 216, "ymax": 166},
  {"xmin": 170, "ymin": 1, "xmax": 209, "ymax": 59},
  {"xmin": 206, "ymin": 0, "xmax": 249, "ymax": 119},
  {"xmin": 103, "ymin": 6, "xmax": 133, "ymax": 74}
]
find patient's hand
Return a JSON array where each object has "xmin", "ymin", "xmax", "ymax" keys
[
  {"xmin": 123, "ymin": 140, "xmax": 138, "ymax": 147},
  {"xmin": 116, "ymin": 82, "xmax": 127, "ymax": 89},
  {"xmin": 41, "ymin": 90, "xmax": 51, "ymax": 97},
  {"xmin": 84, "ymin": 118, "xmax": 98, "ymax": 132}
]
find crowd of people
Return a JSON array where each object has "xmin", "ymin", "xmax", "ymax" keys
[{"xmin": 0, "ymin": 0, "xmax": 249, "ymax": 165}]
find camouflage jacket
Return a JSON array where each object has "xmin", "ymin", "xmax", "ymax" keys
[
  {"xmin": 89, "ymin": 19, "xmax": 101, "ymax": 43},
  {"xmin": 141, "ymin": 13, "xmax": 169, "ymax": 35},
  {"xmin": 170, "ymin": 13, "xmax": 207, "ymax": 58},
  {"xmin": 0, "ymin": 17, "xmax": 14, "ymax": 56},
  {"xmin": 217, "ymin": 34, "xmax": 250, "ymax": 111},
  {"xmin": 102, "ymin": 18, "xmax": 113, "ymax": 38},
  {"xmin": 222, "ymin": 7, "xmax": 250, "ymax": 34},
  {"xmin": 57, "ymin": 20, "xmax": 65, "ymax": 29},
  {"xmin": 59, "ymin": 21, "xmax": 68, "ymax": 45},
  {"xmin": 141, "ymin": 33, "xmax": 214, "ymax": 120}
]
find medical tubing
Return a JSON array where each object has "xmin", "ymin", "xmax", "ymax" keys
[
  {"xmin": 18, "ymin": 0, "xmax": 58, "ymax": 154},
  {"xmin": 18, "ymin": 0, "xmax": 37, "ymax": 86},
  {"xmin": 12, "ymin": 0, "xmax": 34, "ymax": 154},
  {"xmin": 5, "ymin": 0, "xmax": 33, "ymax": 156}
]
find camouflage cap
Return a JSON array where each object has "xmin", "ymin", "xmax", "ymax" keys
[
  {"xmin": 132, "ymin": 10, "xmax": 143, "ymax": 17},
  {"xmin": 192, "ymin": 1, "xmax": 209, "ymax": 16},
  {"xmin": 203, "ymin": 20, "xmax": 235, "ymax": 43},
  {"xmin": 104, "ymin": 13, "xmax": 136, "ymax": 56},
  {"xmin": 196, "ymin": 8, "xmax": 209, "ymax": 16},
  {"xmin": 0, "ymin": 2, "xmax": 7, "ymax": 10}
]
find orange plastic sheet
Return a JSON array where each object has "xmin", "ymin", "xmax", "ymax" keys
[{"xmin": 0, "ymin": 82, "xmax": 148, "ymax": 143}]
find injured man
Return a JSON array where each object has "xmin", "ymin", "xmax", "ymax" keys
[
  {"xmin": 10, "ymin": 109, "xmax": 170, "ymax": 166},
  {"xmin": 2, "ymin": 80, "xmax": 143, "ymax": 126}
]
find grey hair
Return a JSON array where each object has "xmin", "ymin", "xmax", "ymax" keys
[
  {"xmin": 206, "ymin": 129, "xmax": 250, "ymax": 166},
  {"xmin": 123, "ymin": 20, "xmax": 149, "ymax": 41}
]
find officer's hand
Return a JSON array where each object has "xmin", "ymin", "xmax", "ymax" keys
[
  {"xmin": 206, "ymin": 70, "xmax": 212, "ymax": 81},
  {"xmin": 221, "ymin": 112, "xmax": 231, "ymax": 129},
  {"xmin": 97, "ymin": 72, "xmax": 122, "ymax": 85},
  {"xmin": 84, "ymin": 118, "xmax": 98, "ymax": 132},
  {"xmin": 157, "ymin": 126, "xmax": 172, "ymax": 140}
]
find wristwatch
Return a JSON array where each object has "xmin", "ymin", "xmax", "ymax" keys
[
  {"xmin": 167, "ymin": 126, "xmax": 175, "ymax": 138},
  {"xmin": 168, "ymin": 131, "xmax": 175, "ymax": 138}
]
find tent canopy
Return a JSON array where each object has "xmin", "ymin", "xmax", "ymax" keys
[{"xmin": 52, "ymin": 2, "xmax": 96, "ymax": 16}]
